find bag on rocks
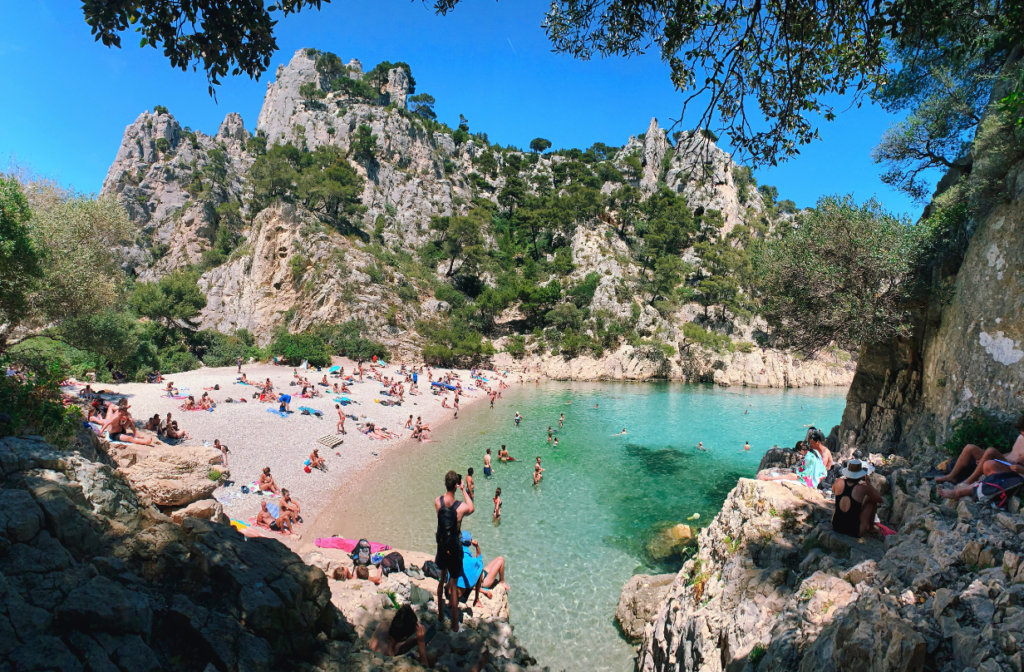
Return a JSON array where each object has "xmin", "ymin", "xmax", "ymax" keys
[
  {"xmin": 974, "ymin": 472, "xmax": 1024, "ymax": 508},
  {"xmin": 351, "ymin": 539, "xmax": 373, "ymax": 566},
  {"xmin": 380, "ymin": 552, "xmax": 406, "ymax": 577},
  {"xmin": 423, "ymin": 560, "xmax": 442, "ymax": 580}
]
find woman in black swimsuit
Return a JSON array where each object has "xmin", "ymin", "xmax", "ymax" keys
[{"xmin": 832, "ymin": 459, "xmax": 884, "ymax": 538}]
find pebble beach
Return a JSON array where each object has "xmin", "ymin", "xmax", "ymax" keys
[{"xmin": 97, "ymin": 358, "xmax": 510, "ymax": 534}]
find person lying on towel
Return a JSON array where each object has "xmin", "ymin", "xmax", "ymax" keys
[{"xmin": 936, "ymin": 414, "xmax": 1024, "ymax": 495}]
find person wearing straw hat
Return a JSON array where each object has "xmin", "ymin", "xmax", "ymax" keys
[{"xmin": 831, "ymin": 459, "xmax": 884, "ymax": 538}]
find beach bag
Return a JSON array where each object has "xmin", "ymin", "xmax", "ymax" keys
[
  {"xmin": 818, "ymin": 464, "xmax": 843, "ymax": 492},
  {"xmin": 435, "ymin": 500, "xmax": 460, "ymax": 551},
  {"xmin": 974, "ymin": 472, "xmax": 1024, "ymax": 508},
  {"xmin": 351, "ymin": 539, "xmax": 373, "ymax": 566},
  {"xmin": 423, "ymin": 560, "xmax": 442, "ymax": 580},
  {"xmin": 304, "ymin": 466, "xmax": 312, "ymax": 473},
  {"xmin": 380, "ymin": 552, "xmax": 405, "ymax": 577}
]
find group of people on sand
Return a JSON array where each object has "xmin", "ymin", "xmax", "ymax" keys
[{"xmin": 87, "ymin": 398, "xmax": 154, "ymax": 445}]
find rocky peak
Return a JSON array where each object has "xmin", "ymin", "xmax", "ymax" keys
[
  {"xmin": 101, "ymin": 110, "xmax": 181, "ymax": 194},
  {"xmin": 640, "ymin": 117, "xmax": 668, "ymax": 193},
  {"xmin": 385, "ymin": 66, "xmax": 411, "ymax": 109},
  {"xmin": 258, "ymin": 48, "xmax": 319, "ymax": 144},
  {"xmin": 346, "ymin": 57, "xmax": 363, "ymax": 73}
]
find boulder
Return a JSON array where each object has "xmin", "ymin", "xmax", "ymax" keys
[
  {"xmin": 120, "ymin": 445, "xmax": 227, "ymax": 506},
  {"xmin": 616, "ymin": 574, "xmax": 676, "ymax": 642},
  {"xmin": 169, "ymin": 498, "xmax": 227, "ymax": 525}
]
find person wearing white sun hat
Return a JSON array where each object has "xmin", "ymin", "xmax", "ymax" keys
[{"xmin": 831, "ymin": 459, "xmax": 884, "ymax": 538}]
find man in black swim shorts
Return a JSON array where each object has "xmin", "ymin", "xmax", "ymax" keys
[{"xmin": 434, "ymin": 470, "xmax": 474, "ymax": 631}]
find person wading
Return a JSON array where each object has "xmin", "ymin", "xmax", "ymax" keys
[{"xmin": 434, "ymin": 470, "xmax": 474, "ymax": 631}]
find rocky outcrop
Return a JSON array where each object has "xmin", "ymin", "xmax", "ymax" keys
[
  {"xmin": 112, "ymin": 443, "xmax": 227, "ymax": 507},
  {"xmin": 493, "ymin": 341, "xmax": 854, "ymax": 387},
  {"xmin": 634, "ymin": 450, "xmax": 1024, "ymax": 672},
  {"xmin": 0, "ymin": 433, "xmax": 544, "ymax": 672},
  {"xmin": 616, "ymin": 574, "xmax": 676, "ymax": 642}
]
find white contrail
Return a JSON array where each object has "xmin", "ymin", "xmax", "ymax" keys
[{"xmin": 507, "ymin": 38, "xmax": 517, "ymax": 55}]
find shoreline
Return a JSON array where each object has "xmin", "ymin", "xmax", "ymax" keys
[{"xmin": 77, "ymin": 358, "xmax": 499, "ymax": 534}]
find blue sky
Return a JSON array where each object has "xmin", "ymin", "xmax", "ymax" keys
[{"xmin": 1, "ymin": 0, "xmax": 926, "ymax": 218}]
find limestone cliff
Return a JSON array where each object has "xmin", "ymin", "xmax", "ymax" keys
[{"xmin": 100, "ymin": 47, "xmax": 849, "ymax": 387}]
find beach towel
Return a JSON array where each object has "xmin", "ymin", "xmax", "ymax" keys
[
  {"xmin": 314, "ymin": 537, "xmax": 392, "ymax": 554},
  {"xmin": 246, "ymin": 480, "xmax": 280, "ymax": 497},
  {"xmin": 266, "ymin": 408, "xmax": 291, "ymax": 418},
  {"xmin": 168, "ymin": 395, "xmax": 188, "ymax": 400},
  {"xmin": 299, "ymin": 406, "xmax": 324, "ymax": 417},
  {"xmin": 230, "ymin": 518, "xmax": 249, "ymax": 531},
  {"xmin": 316, "ymin": 435, "xmax": 345, "ymax": 449}
]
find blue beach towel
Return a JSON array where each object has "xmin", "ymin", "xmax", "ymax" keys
[
  {"xmin": 299, "ymin": 406, "xmax": 323, "ymax": 417},
  {"xmin": 266, "ymin": 408, "xmax": 290, "ymax": 418}
]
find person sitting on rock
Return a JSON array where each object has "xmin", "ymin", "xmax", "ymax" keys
[
  {"xmin": 259, "ymin": 467, "xmax": 281, "ymax": 495},
  {"xmin": 144, "ymin": 414, "xmax": 162, "ymax": 432},
  {"xmin": 280, "ymin": 488, "xmax": 301, "ymax": 523},
  {"xmin": 758, "ymin": 441, "xmax": 825, "ymax": 488},
  {"xmin": 102, "ymin": 399, "xmax": 153, "ymax": 445},
  {"xmin": 456, "ymin": 531, "xmax": 510, "ymax": 606},
  {"xmin": 369, "ymin": 604, "xmax": 438, "ymax": 666},
  {"xmin": 308, "ymin": 449, "xmax": 326, "ymax": 471},
  {"xmin": 256, "ymin": 500, "xmax": 292, "ymax": 534},
  {"xmin": 936, "ymin": 415, "xmax": 1024, "ymax": 489},
  {"xmin": 831, "ymin": 459, "xmax": 885, "ymax": 537}
]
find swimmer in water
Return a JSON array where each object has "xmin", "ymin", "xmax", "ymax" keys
[
  {"xmin": 594, "ymin": 403, "xmax": 599, "ymax": 408},
  {"xmin": 514, "ymin": 412, "xmax": 522, "ymax": 427},
  {"xmin": 617, "ymin": 428, "xmax": 627, "ymax": 435},
  {"xmin": 559, "ymin": 413, "xmax": 564, "ymax": 428},
  {"xmin": 533, "ymin": 457, "xmax": 544, "ymax": 485},
  {"xmin": 698, "ymin": 442, "xmax": 705, "ymax": 451},
  {"xmin": 744, "ymin": 441, "xmax": 750, "ymax": 451},
  {"xmin": 547, "ymin": 427, "xmax": 553, "ymax": 443},
  {"xmin": 553, "ymin": 437, "xmax": 559, "ymax": 448}
]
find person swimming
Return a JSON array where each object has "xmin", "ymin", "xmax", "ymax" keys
[
  {"xmin": 614, "ymin": 428, "xmax": 626, "ymax": 435},
  {"xmin": 698, "ymin": 442, "xmax": 705, "ymax": 451}
]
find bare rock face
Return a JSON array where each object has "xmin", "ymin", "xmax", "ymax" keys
[
  {"xmin": 616, "ymin": 574, "xmax": 676, "ymax": 642},
  {"xmin": 169, "ymin": 498, "xmax": 228, "ymax": 525},
  {"xmin": 639, "ymin": 117, "xmax": 669, "ymax": 193},
  {"xmin": 117, "ymin": 444, "xmax": 227, "ymax": 507}
]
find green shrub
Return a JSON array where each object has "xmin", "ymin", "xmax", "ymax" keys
[
  {"xmin": 397, "ymin": 284, "xmax": 419, "ymax": 303},
  {"xmin": 737, "ymin": 341, "xmax": 754, "ymax": 353},
  {"xmin": 153, "ymin": 105, "xmax": 169, "ymax": 115},
  {"xmin": 749, "ymin": 644, "xmax": 767, "ymax": 667},
  {"xmin": 290, "ymin": 254, "xmax": 307, "ymax": 281},
  {"xmin": 208, "ymin": 469, "xmax": 223, "ymax": 481},
  {"xmin": 270, "ymin": 332, "xmax": 332, "ymax": 368},
  {"xmin": 944, "ymin": 408, "xmax": 1017, "ymax": 455},
  {"xmin": 155, "ymin": 137, "xmax": 171, "ymax": 153},
  {"xmin": 162, "ymin": 348, "xmax": 200, "ymax": 373},
  {"xmin": 681, "ymin": 322, "xmax": 733, "ymax": 354},
  {"xmin": 506, "ymin": 334, "xmax": 526, "ymax": 359},
  {"xmin": 200, "ymin": 330, "xmax": 263, "ymax": 368},
  {"xmin": 0, "ymin": 358, "xmax": 80, "ymax": 445}
]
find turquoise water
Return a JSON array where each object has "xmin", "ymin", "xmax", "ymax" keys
[{"xmin": 319, "ymin": 381, "xmax": 848, "ymax": 671}]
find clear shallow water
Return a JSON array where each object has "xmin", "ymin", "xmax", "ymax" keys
[{"xmin": 318, "ymin": 381, "xmax": 848, "ymax": 672}]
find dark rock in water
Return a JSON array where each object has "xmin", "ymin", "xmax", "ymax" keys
[{"xmin": 757, "ymin": 446, "xmax": 800, "ymax": 472}]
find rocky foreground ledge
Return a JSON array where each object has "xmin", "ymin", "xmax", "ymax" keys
[
  {"xmin": 0, "ymin": 433, "xmax": 542, "ymax": 672},
  {"xmin": 622, "ymin": 454, "xmax": 1024, "ymax": 672}
]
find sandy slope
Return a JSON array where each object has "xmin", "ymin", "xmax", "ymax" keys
[{"xmin": 96, "ymin": 357, "xmax": 504, "ymax": 532}]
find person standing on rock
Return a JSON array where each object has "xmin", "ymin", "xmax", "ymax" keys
[{"xmin": 434, "ymin": 470, "xmax": 474, "ymax": 631}]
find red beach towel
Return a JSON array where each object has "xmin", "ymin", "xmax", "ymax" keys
[{"xmin": 314, "ymin": 537, "xmax": 392, "ymax": 554}]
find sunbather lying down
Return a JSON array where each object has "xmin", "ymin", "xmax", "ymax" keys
[
  {"xmin": 357, "ymin": 423, "xmax": 399, "ymax": 440},
  {"xmin": 936, "ymin": 415, "xmax": 1024, "ymax": 499}
]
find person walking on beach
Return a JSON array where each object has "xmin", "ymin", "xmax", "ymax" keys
[
  {"xmin": 453, "ymin": 396, "xmax": 460, "ymax": 419},
  {"xmin": 533, "ymin": 457, "xmax": 544, "ymax": 485},
  {"xmin": 434, "ymin": 471, "xmax": 474, "ymax": 631},
  {"xmin": 559, "ymin": 413, "xmax": 564, "ymax": 428},
  {"xmin": 237, "ymin": 356, "xmax": 243, "ymax": 373},
  {"xmin": 336, "ymin": 404, "xmax": 347, "ymax": 435},
  {"xmin": 483, "ymin": 449, "xmax": 492, "ymax": 477},
  {"xmin": 493, "ymin": 488, "xmax": 502, "ymax": 520}
]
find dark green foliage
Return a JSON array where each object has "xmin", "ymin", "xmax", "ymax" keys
[
  {"xmin": 0, "ymin": 356, "xmax": 80, "ymax": 443},
  {"xmin": 0, "ymin": 177, "xmax": 42, "ymax": 353},
  {"xmin": 418, "ymin": 319, "xmax": 495, "ymax": 367},
  {"xmin": 270, "ymin": 331, "xmax": 332, "ymax": 368},
  {"xmin": 248, "ymin": 143, "xmax": 365, "ymax": 231},
  {"xmin": 129, "ymin": 267, "xmax": 208, "ymax": 331},
  {"xmin": 408, "ymin": 93, "xmax": 436, "ymax": 120},
  {"xmin": 313, "ymin": 320, "xmax": 391, "ymax": 361},
  {"xmin": 506, "ymin": 334, "xmax": 527, "ymax": 359},
  {"xmin": 246, "ymin": 135, "xmax": 267, "ymax": 156},
  {"xmin": 200, "ymin": 329, "xmax": 263, "ymax": 367},
  {"xmin": 299, "ymin": 81, "xmax": 327, "ymax": 102},
  {"xmin": 733, "ymin": 166, "xmax": 756, "ymax": 205},
  {"xmin": 944, "ymin": 408, "xmax": 1017, "ymax": 455},
  {"xmin": 351, "ymin": 124, "xmax": 378, "ymax": 164},
  {"xmin": 332, "ymin": 75, "xmax": 380, "ymax": 101},
  {"xmin": 680, "ymin": 322, "xmax": 733, "ymax": 354},
  {"xmin": 452, "ymin": 124, "xmax": 470, "ymax": 145},
  {"xmin": 751, "ymin": 195, "xmax": 925, "ymax": 352},
  {"xmin": 758, "ymin": 185, "xmax": 778, "ymax": 207},
  {"xmin": 529, "ymin": 137, "xmax": 552, "ymax": 153},
  {"xmin": 155, "ymin": 137, "xmax": 171, "ymax": 153},
  {"xmin": 153, "ymin": 105, "xmax": 169, "ymax": 115},
  {"xmin": 777, "ymin": 199, "xmax": 797, "ymax": 214},
  {"xmin": 314, "ymin": 51, "xmax": 344, "ymax": 80},
  {"xmin": 364, "ymin": 60, "xmax": 416, "ymax": 94}
]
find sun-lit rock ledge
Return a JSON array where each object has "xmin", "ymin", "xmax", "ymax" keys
[{"xmin": 631, "ymin": 467, "xmax": 1024, "ymax": 672}]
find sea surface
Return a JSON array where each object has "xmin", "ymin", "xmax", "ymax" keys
[{"xmin": 318, "ymin": 381, "xmax": 848, "ymax": 672}]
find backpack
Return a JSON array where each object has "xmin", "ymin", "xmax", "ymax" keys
[
  {"xmin": 974, "ymin": 472, "xmax": 1024, "ymax": 508},
  {"xmin": 380, "ymin": 552, "xmax": 406, "ymax": 577},
  {"xmin": 351, "ymin": 539, "xmax": 372, "ymax": 566},
  {"xmin": 436, "ymin": 498, "xmax": 460, "ymax": 551},
  {"xmin": 422, "ymin": 560, "xmax": 442, "ymax": 580}
]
